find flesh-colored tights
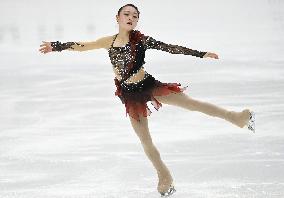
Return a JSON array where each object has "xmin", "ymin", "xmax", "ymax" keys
[{"xmin": 129, "ymin": 91, "xmax": 250, "ymax": 193}]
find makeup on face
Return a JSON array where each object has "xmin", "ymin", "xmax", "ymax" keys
[
  {"xmin": 117, "ymin": 6, "xmax": 139, "ymax": 30},
  {"xmin": 120, "ymin": 6, "xmax": 139, "ymax": 22},
  {"xmin": 122, "ymin": 11, "xmax": 138, "ymax": 20}
]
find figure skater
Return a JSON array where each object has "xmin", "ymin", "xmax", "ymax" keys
[{"xmin": 39, "ymin": 3, "xmax": 255, "ymax": 197}]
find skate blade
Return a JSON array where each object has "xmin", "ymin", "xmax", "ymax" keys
[
  {"xmin": 160, "ymin": 184, "xmax": 176, "ymax": 197},
  {"xmin": 247, "ymin": 111, "xmax": 255, "ymax": 133}
]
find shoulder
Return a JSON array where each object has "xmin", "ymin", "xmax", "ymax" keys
[
  {"xmin": 98, "ymin": 35, "xmax": 116, "ymax": 42},
  {"xmin": 92, "ymin": 35, "xmax": 116, "ymax": 50},
  {"xmin": 140, "ymin": 34, "xmax": 154, "ymax": 46}
]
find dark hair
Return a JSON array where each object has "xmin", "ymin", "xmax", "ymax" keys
[{"xmin": 117, "ymin": 4, "xmax": 140, "ymax": 18}]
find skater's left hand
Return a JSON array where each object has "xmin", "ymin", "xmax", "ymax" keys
[{"xmin": 203, "ymin": 52, "xmax": 219, "ymax": 59}]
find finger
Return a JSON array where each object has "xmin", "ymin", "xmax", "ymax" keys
[{"xmin": 40, "ymin": 48, "xmax": 47, "ymax": 53}]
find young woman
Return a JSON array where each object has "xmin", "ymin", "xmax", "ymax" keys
[{"xmin": 39, "ymin": 3, "xmax": 255, "ymax": 197}]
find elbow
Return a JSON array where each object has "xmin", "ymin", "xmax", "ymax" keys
[{"xmin": 73, "ymin": 46, "xmax": 84, "ymax": 52}]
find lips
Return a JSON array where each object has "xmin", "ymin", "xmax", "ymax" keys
[{"xmin": 127, "ymin": 22, "xmax": 132, "ymax": 25}]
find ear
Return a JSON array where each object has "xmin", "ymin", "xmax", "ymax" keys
[{"xmin": 116, "ymin": 15, "xmax": 119, "ymax": 23}]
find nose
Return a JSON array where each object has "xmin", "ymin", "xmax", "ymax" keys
[{"xmin": 128, "ymin": 15, "xmax": 134, "ymax": 21}]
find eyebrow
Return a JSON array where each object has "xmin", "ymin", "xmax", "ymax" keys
[{"xmin": 123, "ymin": 10, "xmax": 138, "ymax": 15}]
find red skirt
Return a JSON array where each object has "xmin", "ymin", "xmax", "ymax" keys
[{"xmin": 114, "ymin": 73, "xmax": 188, "ymax": 121}]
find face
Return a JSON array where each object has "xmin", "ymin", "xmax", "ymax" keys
[{"xmin": 116, "ymin": 6, "xmax": 139, "ymax": 31}]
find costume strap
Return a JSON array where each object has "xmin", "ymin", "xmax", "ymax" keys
[{"xmin": 110, "ymin": 34, "xmax": 118, "ymax": 48}]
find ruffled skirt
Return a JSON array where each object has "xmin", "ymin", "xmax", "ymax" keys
[{"xmin": 114, "ymin": 73, "xmax": 188, "ymax": 121}]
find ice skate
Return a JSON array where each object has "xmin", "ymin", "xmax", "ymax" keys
[
  {"xmin": 247, "ymin": 111, "xmax": 255, "ymax": 133},
  {"xmin": 159, "ymin": 183, "xmax": 176, "ymax": 197}
]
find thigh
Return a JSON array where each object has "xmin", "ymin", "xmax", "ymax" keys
[
  {"xmin": 155, "ymin": 91, "xmax": 189, "ymax": 105},
  {"xmin": 154, "ymin": 91, "xmax": 201, "ymax": 110},
  {"xmin": 129, "ymin": 114, "xmax": 153, "ymax": 144}
]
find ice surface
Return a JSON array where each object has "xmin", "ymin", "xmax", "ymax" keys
[{"xmin": 0, "ymin": 0, "xmax": 284, "ymax": 197}]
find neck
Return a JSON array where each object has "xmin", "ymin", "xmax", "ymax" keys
[{"xmin": 117, "ymin": 28, "xmax": 133, "ymax": 40}]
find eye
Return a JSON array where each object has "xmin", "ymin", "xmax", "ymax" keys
[
  {"xmin": 124, "ymin": 13, "xmax": 129, "ymax": 16},
  {"xmin": 133, "ymin": 16, "xmax": 138, "ymax": 18}
]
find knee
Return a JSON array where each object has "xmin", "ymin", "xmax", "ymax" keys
[
  {"xmin": 140, "ymin": 138, "xmax": 154, "ymax": 147},
  {"xmin": 142, "ymin": 141, "xmax": 160, "ymax": 156},
  {"xmin": 187, "ymin": 101, "xmax": 199, "ymax": 111},
  {"xmin": 184, "ymin": 96, "xmax": 205, "ymax": 111},
  {"xmin": 175, "ymin": 97, "xmax": 198, "ymax": 111},
  {"xmin": 140, "ymin": 137, "xmax": 155, "ymax": 150},
  {"xmin": 170, "ymin": 94, "xmax": 200, "ymax": 111}
]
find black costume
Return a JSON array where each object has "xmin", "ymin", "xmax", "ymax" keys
[{"xmin": 51, "ymin": 30, "xmax": 207, "ymax": 121}]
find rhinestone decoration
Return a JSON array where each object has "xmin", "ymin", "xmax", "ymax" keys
[
  {"xmin": 50, "ymin": 41, "xmax": 85, "ymax": 52},
  {"xmin": 160, "ymin": 184, "xmax": 176, "ymax": 197},
  {"xmin": 51, "ymin": 32, "xmax": 207, "ymax": 86},
  {"xmin": 247, "ymin": 111, "xmax": 255, "ymax": 133},
  {"xmin": 108, "ymin": 33, "xmax": 207, "ymax": 85},
  {"xmin": 143, "ymin": 36, "xmax": 207, "ymax": 57}
]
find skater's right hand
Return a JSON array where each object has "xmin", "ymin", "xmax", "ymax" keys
[
  {"xmin": 203, "ymin": 52, "xmax": 219, "ymax": 59},
  {"xmin": 39, "ymin": 41, "xmax": 52, "ymax": 54}
]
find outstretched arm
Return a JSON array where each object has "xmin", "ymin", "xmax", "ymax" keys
[
  {"xmin": 143, "ymin": 36, "xmax": 218, "ymax": 59},
  {"xmin": 39, "ymin": 36, "xmax": 112, "ymax": 53}
]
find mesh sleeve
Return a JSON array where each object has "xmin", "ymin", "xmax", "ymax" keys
[
  {"xmin": 50, "ymin": 41, "xmax": 85, "ymax": 52},
  {"xmin": 144, "ymin": 36, "xmax": 207, "ymax": 58}
]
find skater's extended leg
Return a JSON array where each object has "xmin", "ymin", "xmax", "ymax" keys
[
  {"xmin": 129, "ymin": 114, "xmax": 173, "ymax": 193},
  {"xmin": 155, "ymin": 92, "xmax": 251, "ymax": 128}
]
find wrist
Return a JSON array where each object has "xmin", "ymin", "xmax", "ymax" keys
[
  {"xmin": 50, "ymin": 41, "xmax": 63, "ymax": 52},
  {"xmin": 202, "ymin": 52, "xmax": 208, "ymax": 58}
]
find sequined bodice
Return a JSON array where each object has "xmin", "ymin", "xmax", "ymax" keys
[
  {"xmin": 108, "ymin": 32, "xmax": 207, "ymax": 82},
  {"xmin": 108, "ymin": 37, "xmax": 134, "ymax": 79}
]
